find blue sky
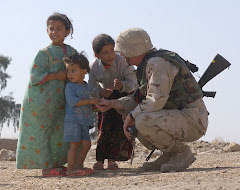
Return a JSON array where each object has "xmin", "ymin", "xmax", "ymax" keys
[{"xmin": 1, "ymin": 0, "xmax": 239, "ymax": 142}]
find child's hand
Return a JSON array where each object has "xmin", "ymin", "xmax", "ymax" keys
[
  {"xmin": 56, "ymin": 71, "xmax": 67, "ymax": 81},
  {"xmin": 91, "ymin": 98, "xmax": 100, "ymax": 104},
  {"xmin": 99, "ymin": 88, "xmax": 113, "ymax": 98},
  {"xmin": 113, "ymin": 79, "xmax": 123, "ymax": 90}
]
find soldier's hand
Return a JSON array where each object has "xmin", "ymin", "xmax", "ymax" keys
[
  {"xmin": 123, "ymin": 114, "xmax": 135, "ymax": 141},
  {"xmin": 97, "ymin": 99, "xmax": 112, "ymax": 112}
]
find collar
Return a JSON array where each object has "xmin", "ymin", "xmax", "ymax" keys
[{"xmin": 99, "ymin": 59, "xmax": 117, "ymax": 72}]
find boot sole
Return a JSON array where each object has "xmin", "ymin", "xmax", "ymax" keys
[{"xmin": 160, "ymin": 156, "xmax": 196, "ymax": 172}]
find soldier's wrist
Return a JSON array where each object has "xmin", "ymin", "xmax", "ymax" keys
[{"xmin": 129, "ymin": 111, "xmax": 134, "ymax": 120}]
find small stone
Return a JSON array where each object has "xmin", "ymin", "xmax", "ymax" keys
[
  {"xmin": 223, "ymin": 143, "xmax": 240, "ymax": 152},
  {"xmin": 0, "ymin": 149, "xmax": 16, "ymax": 161}
]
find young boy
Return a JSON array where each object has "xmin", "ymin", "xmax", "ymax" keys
[{"xmin": 63, "ymin": 52, "xmax": 99, "ymax": 176}]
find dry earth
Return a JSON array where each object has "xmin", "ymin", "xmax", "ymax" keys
[{"xmin": 0, "ymin": 139, "xmax": 240, "ymax": 190}]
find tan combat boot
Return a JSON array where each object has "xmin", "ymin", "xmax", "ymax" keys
[
  {"xmin": 160, "ymin": 145, "xmax": 196, "ymax": 172},
  {"xmin": 139, "ymin": 152, "xmax": 172, "ymax": 171}
]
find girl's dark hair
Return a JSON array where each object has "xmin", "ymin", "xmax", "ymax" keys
[
  {"xmin": 92, "ymin": 34, "xmax": 115, "ymax": 54},
  {"xmin": 63, "ymin": 52, "xmax": 90, "ymax": 73},
  {"xmin": 47, "ymin": 12, "xmax": 74, "ymax": 38}
]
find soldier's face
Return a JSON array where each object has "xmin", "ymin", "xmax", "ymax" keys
[
  {"xmin": 120, "ymin": 53, "xmax": 141, "ymax": 66},
  {"xmin": 126, "ymin": 56, "xmax": 143, "ymax": 66}
]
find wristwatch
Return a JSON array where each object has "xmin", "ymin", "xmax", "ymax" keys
[{"xmin": 129, "ymin": 111, "xmax": 134, "ymax": 119}]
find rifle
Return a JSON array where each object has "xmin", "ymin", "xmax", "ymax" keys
[
  {"xmin": 145, "ymin": 54, "xmax": 231, "ymax": 161},
  {"xmin": 198, "ymin": 54, "xmax": 231, "ymax": 98}
]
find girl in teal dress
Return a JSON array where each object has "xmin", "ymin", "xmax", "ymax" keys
[{"xmin": 16, "ymin": 12, "xmax": 77, "ymax": 176}]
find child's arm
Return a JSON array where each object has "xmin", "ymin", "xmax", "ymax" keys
[
  {"xmin": 30, "ymin": 50, "xmax": 68, "ymax": 86},
  {"xmin": 88, "ymin": 63, "xmax": 113, "ymax": 98},
  {"xmin": 119, "ymin": 65, "xmax": 138, "ymax": 93},
  {"xmin": 44, "ymin": 71, "xmax": 67, "ymax": 82},
  {"xmin": 65, "ymin": 83, "xmax": 100, "ymax": 108},
  {"xmin": 88, "ymin": 65, "xmax": 101, "ymax": 98},
  {"xmin": 113, "ymin": 55, "xmax": 138, "ymax": 93},
  {"xmin": 75, "ymin": 98, "xmax": 100, "ymax": 106},
  {"xmin": 99, "ymin": 88, "xmax": 113, "ymax": 98}
]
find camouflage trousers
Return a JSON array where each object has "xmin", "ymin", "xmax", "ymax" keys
[{"xmin": 135, "ymin": 99, "xmax": 208, "ymax": 153}]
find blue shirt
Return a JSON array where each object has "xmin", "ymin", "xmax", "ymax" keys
[{"xmin": 64, "ymin": 82, "xmax": 94, "ymax": 126}]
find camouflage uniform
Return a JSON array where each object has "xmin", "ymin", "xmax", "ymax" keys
[
  {"xmin": 114, "ymin": 27, "xmax": 209, "ymax": 172},
  {"xmin": 118, "ymin": 55, "xmax": 208, "ymax": 153}
]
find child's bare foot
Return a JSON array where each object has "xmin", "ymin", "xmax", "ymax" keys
[{"xmin": 66, "ymin": 168, "xmax": 75, "ymax": 176}]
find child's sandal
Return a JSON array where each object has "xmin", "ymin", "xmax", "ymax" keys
[
  {"xmin": 107, "ymin": 161, "xmax": 118, "ymax": 170},
  {"xmin": 93, "ymin": 162, "xmax": 104, "ymax": 170}
]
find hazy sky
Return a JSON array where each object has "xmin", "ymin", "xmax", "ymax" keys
[{"xmin": 1, "ymin": 0, "xmax": 239, "ymax": 142}]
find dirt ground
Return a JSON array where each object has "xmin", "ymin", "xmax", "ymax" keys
[{"xmin": 1, "ymin": 140, "xmax": 240, "ymax": 190}]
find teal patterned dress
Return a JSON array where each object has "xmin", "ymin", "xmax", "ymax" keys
[{"xmin": 16, "ymin": 44, "xmax": 77, "ymax": 169}]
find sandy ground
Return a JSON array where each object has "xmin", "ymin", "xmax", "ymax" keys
[{"xmin": 1, "ymin": 140, "xmax": 240, "ymax": 190}]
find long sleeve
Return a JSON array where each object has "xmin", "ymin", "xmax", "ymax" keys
[
  {"xmin": 131, "ymin": 57, "xmax": 179, "ymax": 118},
  {"xmin": 119, "ymin": 57, "xmax": 138, "ymax": 93},
  {"xmin": 29, "ymin": 50, "xmax": 49, "ymax": 86},
  {"xmin": 88, "ymin": 54, "xmax": 138, "ymax": 98},
  {"xmin": 65, "ymin": 83, "xmax": 80, "ymax": 107},
  {"xmin": 88, "ymin": 64, "xmax": 101, "ymax": 98}
]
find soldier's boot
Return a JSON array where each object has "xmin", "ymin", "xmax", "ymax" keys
[
  {"xmin": 160, "ymin": 145, "xmax": 196, "ymax": 172},
  {"xmin": 140, "ymin": 152, "xmax": 172, "ymax": 171}
]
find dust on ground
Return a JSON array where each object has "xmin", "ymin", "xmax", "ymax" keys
[{"xmin": 0, "ymin": 139, "xmax": 240, "ymax": 190}]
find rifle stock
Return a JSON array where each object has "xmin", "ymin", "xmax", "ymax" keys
[{"xmin": 198, "ymin": 54, "xmax": 231, "ymax": 98}]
